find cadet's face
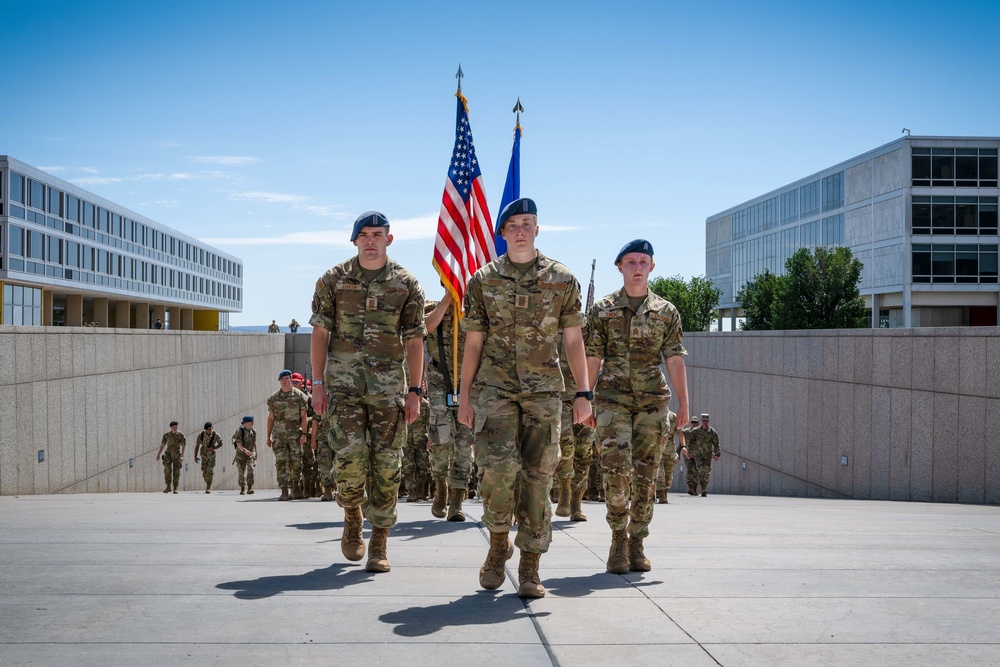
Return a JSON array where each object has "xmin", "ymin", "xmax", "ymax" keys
[
  {"xmin": 170, "ymin": 425, "xmax": 178, "ymax": 432},
  {"xmin": 279, "ymin": 376, "xmax": 293, "ymax": 390},
  {"xmin": 501, "ymin": 215, "xmax": 538, "ymax": 248},
  {"xmin": 618, "ymin": 253, "xmax": 655, "ymax": 282},
  {"xmin": 701, "ymin": 420, "xmax": 709, "ymax": 429},
  {"xmin": 353, "ymin": 227, "xmax": 392, "ymax": 260}
]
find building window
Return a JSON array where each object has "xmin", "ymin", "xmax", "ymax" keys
[
  {"xmin": 800, "ymin": 180, "xmax": 821, "ymax": 218},
  {"xmin": 780, "ymin": 190, "xmax": 798, "ymax": 224},
  {"xmin": 29, "ymin": 180, "xmax": 44, "ymax": 210},
  {"xmin": 913, "ymin": 243, "xmax": 999, "ymax": 283},
  {"xmin": 9, "ymin": 171, "xmax": 25, "ymax": 204},
  {"xmin": 912, "ymin": 196, "xmax": 998, "ymax": 235},
  {"xmin": 912, "ymin": 147, "xmax": 998, "ymax": 187},
  {"xmin": 3, "ymin": 284, "xmax": 43, "ymax": 326},
  {"xmin": 822, "ymin": 172, "xmax": 844, "ymax": 211}
]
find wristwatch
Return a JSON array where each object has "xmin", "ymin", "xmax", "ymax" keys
[
  {"xmin": 408, "ymin": 386, "xmax": 423, "ymax": 396},
  {"xmin": 575, "ymin": 390, "xmax": 594, "ymax": 401},
  {"xmin": 313, "ymin": 380, "xmax": 323, "ymax": 386}
]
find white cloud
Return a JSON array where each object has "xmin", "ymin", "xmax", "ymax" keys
[
  {"xmin": 202, "ymin": 213, "xmax": 439, "ymax": 246},
  {"xmin": 539, "ymin": 224, "xmax": 580, "ymax": 232},
  {"xmin": 229, "ymin": 191, "xmax": 348, "ymax": 218},
  {"xmin": 190, "ymin": 156, "xmax": 261, "ymax": 166},
  {"xmin": 155, "ymin": 139, "xmax": 182, "ymax": 148},
  {"xmin": 70, "ymin": 171, "xmax": 226, "ymax": 187}
]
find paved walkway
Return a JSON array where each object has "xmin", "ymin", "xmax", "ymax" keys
[{"xmin": 1, "ymin": 491, "xmax": 999, "ymax": 666}]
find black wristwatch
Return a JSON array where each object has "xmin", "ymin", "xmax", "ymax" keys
[
  {"xmin": 408, "ymin": 386, "xmax": 423, "ymax": 396},
  {"xmin": 575, "ymin": 390, "xmax": 594, "ymax": 401}
]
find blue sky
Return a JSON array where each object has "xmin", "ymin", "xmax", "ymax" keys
[{"xmin": 3, "ymin": 0, "xmax": 999, "ymax": 326}]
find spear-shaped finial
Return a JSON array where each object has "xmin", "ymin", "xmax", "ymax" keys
[
  {"xmin": 513, "ymin": 97, "xmax": 524, "ymax": 127},
  {"xmin": 455, "ymin": 64, "xmax": 464, "ymax": 94}
]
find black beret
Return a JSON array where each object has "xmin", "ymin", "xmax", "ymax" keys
[
  {"xmin": 350, "ymin": 211, "xmax": 390, "ymax": 242},
  {"xmin": 495, "ymin": 198, "xmax": 537, "ymax": 234},
  {"xmin": 169, "ymin": 421, "xmax": 178, "ymax": 426},
  {"xmin": 204, "ymin": 421, "xmax": 213, "ymax": 429},
  {"xmin": 242, "ymin": 415, "xmax": 254, "ymax": 423},
  {"xmin": 614, "ymin": 239, "xmax": 654, "ymax": 265}
]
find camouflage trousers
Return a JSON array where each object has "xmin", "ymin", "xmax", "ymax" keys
[
  {"xmin": 401, "ymin": 435, "xmax": 430, "ymax": 494},
  {"xmin": 594, "ymin": 395, "xmax": 668, "ymax": 539},
  {"xmin": 557, "ymin": 399, "xmax": 595, "ymax": 493},
  {"xmin": 428, "ymin": 399, "xmax": 474, "ymax": 490},
  {"xmin": 300, "ymin": 443, "xmax": 318, "ymax": 489},
  {"xmin": 315, "ymin": 416, "xmax": 336, "ymax": 491},
  {"xmin": 272, "ymin": 435, "xmax": 302, "ymax": 488},
  {"xmin": 236, "ymin": 452, "xmax": 255, "ymax": 489},
  {"xmin": 473, "ymin": 386, "xmax": 561, "ymax": 554},
  {"xmin": 685, "ymin": 451, "xmax": 713, "ymax": 490},
  {"xmin": 327, "ymin": 393, "xmax": 405, "ymax": 530},
  {"xmin": 162, "ymin": 449, "xmax": 182, "ymax": 488},
  {"xmin": 656, "ymin": 449, "xmax": 679, "ymax": 492},
  {"xmin": 200, "ymin": 451, "xmax": 216, "ymax": 487}
]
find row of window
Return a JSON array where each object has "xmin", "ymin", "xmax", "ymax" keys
[
  {"xmin": 2, "ymin": 284, "xmax": 43, "ymax": 326},
  {"xmin": 912, "ymin": 196, "xmax": 998, "ymax": 235},
  {"xmin": 732, "ymin": 171, "xmax": 844, "ymax": 240},
  {"xmin": 911, "ymin": 148, "xmax": 998, "ymax": 188},
  {"xmin": 912, "ymin": 244, "xmax": 999, "ymax": 284},
  {"xmin": 4, "ymin": 224, "xmax": 241, "ymax": 305},
  {"xmin": 6, "ymin": 170, "xmax": 241, "ymax": 281}
]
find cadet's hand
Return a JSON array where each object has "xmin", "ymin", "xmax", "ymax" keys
[
  {"xmin": 404, "ymin": 392, "xmax": 421, "ymax": 424},
  {"xmin": 266, "ymin": 436, "xmax": 273, "ymax": 449},
  {"xmin": 713, "ymin": 454, "xmax": 719, "ymax": 462},
  {"xmin": 457, "ymin": 403, "xmax": 474, "ymax": 428},
  {"xmin": 312, "ymin": 385, "xmax": 327, "ymax": 416},
  {"xmin": 195, "ymin": 458, "xmax": 200, "ymax": 464},
  {"xmin": 572, "ymin": 396, "xmax": 592, "ymax": 425}
]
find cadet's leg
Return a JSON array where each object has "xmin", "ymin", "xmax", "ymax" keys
[
  {"xmin": 328, "ymin": 397, "xmax": 371, "ymax": 511},
  {"xmin": 162, "ymin": 455, "xmax": 172, "ymax": 491},
  {"xmin": 364, "ymin": 396, "xmax": 405, "ymax": 530},
  {"xmin": 596, "ymin": 403, "xmax": 634, "ymax": 532},
  {"xmin": 513, "ymin": 394, "xmax": 561, "ymax": 554},
  {"xmin": 627, "ymin": 402, "xmax": 667, "ymax": 539},
  {"xmin": 686, "ymin": 455, "xmax": 699, "ymax": 494},
  {"xmin": 698, "ymin": 455, "xmax": 713, "ymax": 494},
  {"xmin": 475, "ymin": 389, "xmax": 522, "ymax": 536}
]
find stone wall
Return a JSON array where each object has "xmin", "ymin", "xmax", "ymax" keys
[
  {"xmin": 0, "ymin": 327, "xmax": 284, "ymax": 495},
  {"xmin": 682, "ymin": 328, "xmax": 1000, "ymax": 505}
]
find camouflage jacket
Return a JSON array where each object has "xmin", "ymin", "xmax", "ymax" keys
[
  {"xmin": 161, "ymin": 431, "xmax": 186, "ymax": 452},
  {"xmin": 586, "ymin": 287, "xmax": 686, "ymax": 403},
  {"xmin": 267, "ymin": 387, "xmax": 309, "ymax": 436},
  {"xmin": 463, "ymin": 251, "xmax": 585, "ymax": 394},
  {"xmin": 232, "ymin": 426, "xmax": 257, "ymax": 454},
  {"xmin": 196, "ymin": 431, "xmax": 223, "ymax": 453},
  {"xmin": 687, "ymin": 426, "xmax": 721, "ymax": 457},
  {"xmin": 310, "ymin": 256, "xmax": 425, "ymax": 396},
  {"xmin": 426, "ymin": 302, "xmax": 465, "ymax": 393}
]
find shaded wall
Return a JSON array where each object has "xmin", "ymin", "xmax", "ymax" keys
[
  {"xmin": 682, "ymin": 328, "xmax": 1000, "ymax": 505},
  {"xmin": 0, "ymin": 327, "xmax": 284, "ymax": 495}
]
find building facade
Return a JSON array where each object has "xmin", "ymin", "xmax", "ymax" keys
[
  {"xmin": 706, "ymin": 136, "xmax": 999, "ymax": 329},
  {"xmin": 1, "ymin": 157, "xmax": 242, "ymax": 329}
]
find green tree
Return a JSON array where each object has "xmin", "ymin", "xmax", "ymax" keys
[
  {"xmin": 772, "ymin": 247, "xmax": 867, "ymax": 329},
  {"xmin": 648, "ymin": 274, "xmax": 722, "ymax": 332},
  {"xmin": 737, "ymin": 269, "xmax": 781, "ymax": 331}
]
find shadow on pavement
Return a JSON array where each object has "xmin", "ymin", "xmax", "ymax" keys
[
  {"xmin": 542, "ymin": 572, "xmax": 662, "ymax": 598},
  {"xmin": 378, "ymin": 590, "xmax": 550, "ymax": 637},
  {"xmin": 216, "ymin": 563, "xmax": 375, "ymax": 599}
]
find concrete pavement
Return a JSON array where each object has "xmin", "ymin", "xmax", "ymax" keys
[{"xmin": 1, "ymin": 490, "xmax": 999, "ymax": 666}]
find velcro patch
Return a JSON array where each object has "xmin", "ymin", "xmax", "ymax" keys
[
  {"xmin": 599, "ymin": 310, "xmax": 624, "ymax": 318},
  {"xmin": 483, "ymin": 279, "xmax": 506, "ymax": 286},
  {"xmin": 538, "ymin": 282, "xmax": 567, "ymax": 290},
  {"xmin": 336, "ymin": 283, "xmax": 364, "ymax": 291}
]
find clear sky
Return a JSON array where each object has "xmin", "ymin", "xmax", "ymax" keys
[{"xmin": 3, "ymin": 0, "xmax": 998, "ymax": 326}]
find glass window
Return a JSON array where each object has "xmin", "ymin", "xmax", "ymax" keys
[
  {"xmin": 9, "ymin": 171, "xmax": 25, "ymax": 204},
  {"xmin": 981, "ymin": 154, "xmax": 999, "ymax": 183},
  {"xmin": 913, "ymin": 201, "xmax": 931, "ymax": 233},
  {"xmin": 27, "ymin": 230, "xmax": 44, "ymax": 259},
  {"xmin": 84, "ymin": 203, "xmax": 94, "ymax": 227},
  {"xmin": 980, "ymin": 203, "xmax": 998, "ymax": 232},
  {"xmin": 932, "ymin": 202, "xmax": 954, "ymax": 232},
  {"xmin": 822, "ymin": 172, "xmax": 844, "ymax": 212},
  {"xmin": 66, "ymin": 195, "xmax": 79, "ymax": 222},
  {"xmin": 9, "ymin": 225, "xmax": 24, "ymax": 255},
  {"xmin": 48, "ymin": 188, "xmax": 61, "ymax": 216},
  {"xmin": 912, "ymin": 154, "xmax": 931, "ymax": 184},
  {"xmin": 981, "ymin": 250, "xmax": 998, "ymax": 278},
  {"xmin": 800, "ymin": 181, "xmax": 821, "ymax": 217},
  {"xmin": 29, "ymin": 180, "xmax": 44, "ymax": 209},
  {"xmin": 932, "ymin": 250, "xmax": 954, "ymax": 280},
  {"xmin": 47, "ymin": 237, "xmax": 60, "ymax": 263}
]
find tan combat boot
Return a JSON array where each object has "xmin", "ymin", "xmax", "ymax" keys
[
  {"xmin": 431, "ymin": 475, "xmax": 448, "ymax": 518},
  {"xmin": 341, "ymin": 506, "xmax": 365, "ymax": 561},
  {"xmin": 246, "ymin": 482, "xmax": 254, "ymax": 495},
  {"xmin": 607, "ymin": 529, "xmax": 630, "ymax": 574},
  {"xmin": 570, "ymin": 487, "xmax": 587, "ymax": 522},
  {"xmin": 239, "ymin": 485, "xmax": 246, "ymax": 496},
  {"xmin": 555, "ymin": 478, "xmax": 572, "ymax": 517},
  {"xmin": 517, "ymin": 551, "xmax": 545, "ymax": 598},
  {"xmin": 163, "ymin": 484, "xmax": 171, "ymax": 493},
  {"xmin": 479, "ymin": 531, "xmax": 514, "ymax": 590},
  {"xmin": 365, "ymin": 526, "xmax": 391, "ymax": 572},
  {"xmin": 278, "ymin": 486, "xmax": 290, "ymax": 501},
  {"xmin": 320, "ymin": 485, "xmax": 334, "ymax": 502},
  {"xmin": 291, "ymin": 481, "xmax": 303, "ymax": 500},
  {"xmin": 447, "ymin": 489, "xmax": 466, "ymax": 522},
  {"xmin": 406, "ymin": 476, "xmax": 421, "ymax": 502},
  {"xmin": 205, "ymin": 481, "xmax": 211, "ymax": 494},
  {"xmin": 687, "ymin": 484, "xmax": 698, "ymax": 496},
  {"xmin": 656, "ymin": 489, "xmax": 668, "ymax": 504},
  {"xmin": 628, "ymin": 534, "xmax": 651, "ymax": 572}
]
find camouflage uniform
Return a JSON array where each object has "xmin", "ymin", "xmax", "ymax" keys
[
  {"xmin": 196, "ymin": 429, "xmax": 224, "ymax": 489},
  {"xmin": 557, "ymin": 334, "xmax": 596, "ymax": 495},
  {"xmin": 267, "ymin": 387, "xmax": 310, "ymax": 489},
  {"xmin": 655, "ymin": 411, "xmax": 680, "ymax": 494},
  {"xmin": 426, "ymin": 303, "xmax": 475, "ymax": 492},
  {"xmin": 314, "ymin": 412, "xmax": 336, "ymax": 493},
  {"xmin": 586, "ymin": 287, "xmax": 686, "ymax": 539},
  {"xmin": 463, "ymin": 251, "xmax": 585, "ymax": 553},
  {"xmin": 309, "ymin": 256, "xmax": 425, "ymax": 530},
  {"xmin": 233, "ymin": 425, "xmax": 257, "ymax": 491},
  {"xmin": 686, "ymin": 424, "xmax": 721, "ymax": 492},
  {"xmin": 401, "ymin": 396, "xmax": 431, "ymax": 497},
  {"xmin": 160, "ymin": 431, "xmax": 186, "ymax": 490}
]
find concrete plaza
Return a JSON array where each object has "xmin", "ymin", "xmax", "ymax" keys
[{"xmin": 1, "ymin": 491, "xmax": 998, "ymax": 666}]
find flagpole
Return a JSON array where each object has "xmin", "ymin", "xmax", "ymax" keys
[{"xmin": 451, "ymin": 64, "xmax": 463, "ymax": 404}]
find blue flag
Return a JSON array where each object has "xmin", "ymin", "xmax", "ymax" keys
[{"xmin": 495, "ymin": 124, "xmax": 521, "ymax": 256}]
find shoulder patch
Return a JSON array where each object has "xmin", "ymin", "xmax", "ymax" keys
[
  {"xmin": 538, "ymin": 282, "xmax": 567, "ymax": 290},
  {"xmin": 650, "ymin": 312, "xmax": 673, "ymax": 322}
]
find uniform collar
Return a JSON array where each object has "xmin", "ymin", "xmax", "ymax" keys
[
  {"xmin": 347, "ymin": 256, "xmax": 393, "ymax": 282},
  {"xmin": 497, "ymin": 250, "xmax": 543, "ymax": 279},
  {"xmin": 612, "ymin": 286, "xmax": 651, "ymax": 313}
]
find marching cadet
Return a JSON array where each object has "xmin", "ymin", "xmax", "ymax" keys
[
  {"xmin": 193, "ymin": 421, "xmax": 223, "ymax": 494},
  {"xmin": 156, "ymin": 421, "xmax": 186, "ymax": 494}
]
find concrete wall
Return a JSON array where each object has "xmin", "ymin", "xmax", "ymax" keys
[
  {"xmin": 0, "ymin": 327, "xmax": 285, "ymax": 495},
  {"xmin": 284, "ymin": 332, "xmax": 314, "ymax": 380},
  {"xmin": 682, "ymin": 328, "xmax": 1000, "ymax": 505}
]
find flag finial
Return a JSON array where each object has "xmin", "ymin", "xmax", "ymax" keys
[
  {"xmin": 513, "ymin": 97, "xmax": 524, "ymax": 127},
  {"xmin": 455, "ymin": 64, "xmax": 464, "ymax": 93}
]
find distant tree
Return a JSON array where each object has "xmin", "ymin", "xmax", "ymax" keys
[
  {"xmin": 773, "ymin": 247, "xmax": 867, "ymax": 329},
  {"xmin": 648, "ymin": 274, "xmax": 722, "ymax": 332},
  {"xmin": 737, "ymin": 269, "xmax": 781, "ymax": 331}
]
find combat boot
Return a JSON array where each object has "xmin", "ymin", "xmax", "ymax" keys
[
  {"xmin": 701, "ymin": 490, "xmax": 708, "ymax": 497},
  {"xmin": 479, "ymin": 531, "xmax": 513, "ymax": 590},
  {"xmin": 607, "ymin": 529, "xmax": 630, "ymax": 574},
  {"xmin": 365, "ymin": 526, "xmax": 391, "ymax": 572},
  {"xmin": 406, "ymin": 477, "xmax": 421, "ymax": 502},
  {"xmin": 163, "ymin": 485, "xmax": 171, "ymax": 493},
  {"xmin": 688, "ymin": 484, "xmax": 698, "ymax": 496},
  {"xmin": 239, "ymin": 485, "xmax": 246, "ymax": 496},
  {"xmin": 431, "ymin": 475, "xmax": 448, "ymax": 518},
  {"xmin": 205, "ymin": 481, "xmax": 212, "ymax": 494},
  {"xmin": 517, "ymin": 551, "xmax": 545, "ymax": 598},
  {"xmin": 341, "ymin": 506, "xmax": 365, "ymax": 561},
  {"xmin": 320, "ymin": 486, "xmax": 334, "ymax": 502},
  {"xmin": 447, "ymin": 488, "xmax": 466, "ymax": 522},
  {"xmin": 570, "ymin": 487, "xmax": 588, "ymax": 522},
  {"xmin": 555, "ymin": 478, "xmax": 572, "ymax": 518},
  {"xmin": 291, "ymin": 481, "xmax": 303, "ymax": 500},
  {"xmin": 656, "ymin": 489, "xmax": 668, "ymax": 504},
  {"xmin": 628, "ymin": 534, "xmax": 651, "ymax": 572},
  {"xmin": 246, "ymin": 482, "xmax": 254, "ymax": 495},
  {"xmin": 278, "ymin": 486, "xmax": 290, "ymax": 501},
  {"xmin": 173, "ymin": 486, "xmax": 178, "ymax": 494}
]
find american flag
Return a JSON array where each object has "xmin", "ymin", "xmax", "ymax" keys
[{"xmin": 432, "ymin": 93, "xmax": 496, "ymax": 306}]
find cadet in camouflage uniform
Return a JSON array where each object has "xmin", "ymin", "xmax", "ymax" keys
[
  {"xmin": 554, "ymin": 333, "xmax": 596, "ymax": 521},
  {"xmin": 402, "ymin": 393, "xmax": 431, "ymax": 502},
  {"xmin": 679, "ymin": 415, "xmax": 699, "ymax": 495},
  {"xmin": 310, "ymin": 211, "xmax": 425, "ymax": 574},
  {"xmin": 586, "ymin": 239, "xmax": 689, "ymax": 574},
  {"xmin": 313, "ymin": 410, "xmax": 337, "ymax": 501},
  {"xmin": 233, "ymin": 416, "xmax": 257, "ymax": 495},
  {"xmin": 458, "ymin": 198, "xmax": 591, "ymax": 599},
  {"xmin": 267, "ymin": 369, "xmax": 310, "ymax": 501},
  {"xmin": 293, "ymin": 373, "xmax": 320, "ymax": 498},
  {"xmin": 425, "ymin": 294, "xmax": 475, "ymax": 521},
  {"xmin": 194, "ymin": 421, "xmax": 223, "ymax": 494},
  {"xmin": 156, "ymin": 421, "xmax": 186, "ymax": 494},
  {"xmin": 682, "ymin": 413, "xmax": 721, "ymax": 496},
  {"xmin": 655, "ymin": 411, "xmax": 683, "ymax": 503}
]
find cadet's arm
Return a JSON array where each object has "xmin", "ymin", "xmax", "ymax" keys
[
  {"xmin": 666, "ymin": 356, "xmax": 689, "ymax": 437},
  {"xmin": 403, "ymin": 336, "xmax": 424, "ymax": 424},
  {"xmin": 311, "ymin": 325, "xmax": 330, "ymax": 415},
  {"xmin": 457, "ymin": 331, "xmax": 484, "ymax": 428},
  {"xmin": 563, "ymin": 326, "xmax": 592, "ymax": 425},
  {"xmin": 425, "ymin": 294, "xmax": 452, "ymax": 334},
  {"xmin": 266, "ymin": 412, "xmax": 275, "ymax": 448}
]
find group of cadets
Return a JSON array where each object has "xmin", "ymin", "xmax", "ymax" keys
[{"xmin": 156, "ymin": 197, "xmax": 726, "ymax": 598}]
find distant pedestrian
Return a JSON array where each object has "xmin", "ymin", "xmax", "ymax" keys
[
  {"xmin": 267, "ymin": 370, "xmax": 309, "ymax": 500},
  {"xmin": 233, "ymin": 416, "xmax": 257, "ymax": 495},
  {"xmin": 154, "ymin": 318, "xmax": 163, "ymax": 330},
  {"xmin": 194, "ymin": 422, "xmax": 223, "ymax": 493},
  {"xmin": 268, "ymin": 320, "xmax": 280, "ymax": 333},
  {"xmin": 682, "ymin": 413, "xmax": 720, "ymax": 497},
  {"xmin": 156, "ymin": 421, "xmax": 186, "ymax": 494},
  {"xmin": 288, "ymin": 319, "xmax": 300, "ymax": 333}
]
